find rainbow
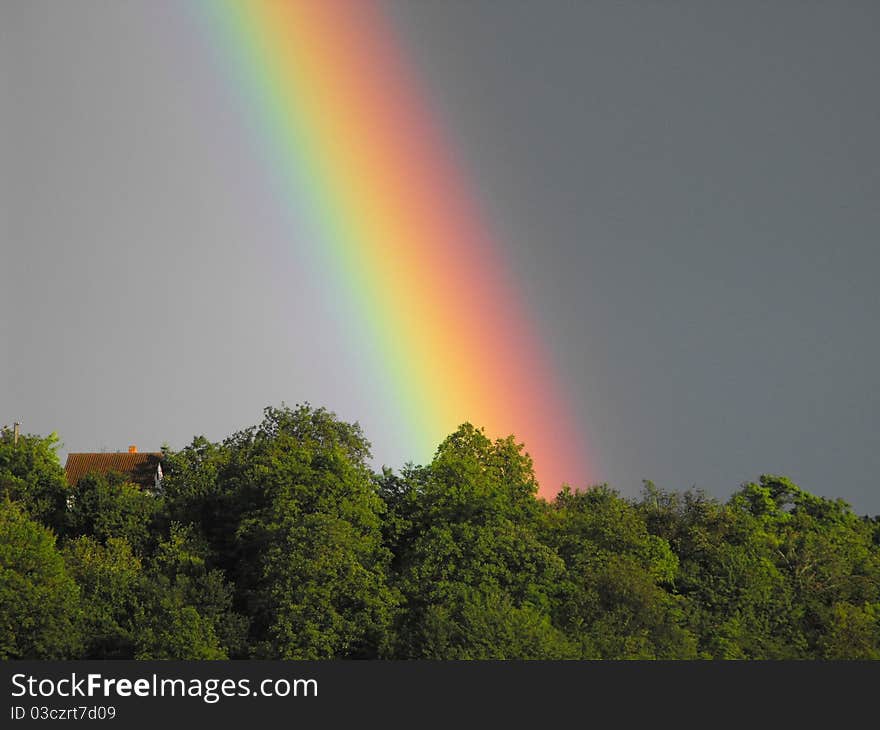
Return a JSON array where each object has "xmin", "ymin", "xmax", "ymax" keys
[{"xmin": 195, "ymin": 0, "xmax": 593, "ymax": 494}]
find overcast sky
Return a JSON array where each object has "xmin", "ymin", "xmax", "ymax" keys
[{"xmin": 2, "ymin": 1, "xmax": 878, "ymax": 513}]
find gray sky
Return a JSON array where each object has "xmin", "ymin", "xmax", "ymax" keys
[{"xmin": 2, "ymin": 1, "xmax": 879, "ymax": 513}]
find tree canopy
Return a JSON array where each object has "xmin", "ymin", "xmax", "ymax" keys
[{"xmin": 2, "ymin": 409, "xmax": 878, "ymax": 659}]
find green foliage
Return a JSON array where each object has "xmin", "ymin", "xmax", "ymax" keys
[
  {"xmin": 64, "ymin": 530, "xmax": 238, "ymax": 660},
  {"xmin": 0, "ymin": 429, "xmax": 69, "ymax": 532},
  {"xmin": 160, "ymin": 436, "xmax": 234, "ymax": 569},
  {"xmin": 743, "ymin": 476, "xmax": 880, "ymax": 656},
  {"xmin": 548, "ymin": 486, "xmax": 697, "ymax": 658},
  {"xmin": 133, "ymin": 596, "xmax": 226, "ymax": 660},
  {"xmin": 416, "ymin": 585, "xmax": 578, "ymax": 659},
  {"xmin": 146, "ymin": 523, "xmax": 247, "ymax": 658},
  {"xmin": 66, "ymin": 472, "xmax": 163, "ymax": 554},
  {"xmin": 637, "ymin": 475, "xmax": 880, "ymax": 659},
  {"xmin": 63, "ymin": 536, "xmax": 143, "ymax": 658},
  {"xmin": 6, "ymin": 412, "xmax": 880, "ymax": 660},
  {"xmin": 385, "ymin": 424, "xmax": 569, "ymax": 658},
  {"xmin": 818, "ymin": 602, "xmax": 880, "ymax": 659},
  {"xmin": 0, "ymin": 499, "xmax": 82, "ymax": 659},
  {"xmin": 165, "ymin": 405, "xmax": 396, "ymax": 659},
  {"xmin": 639, "ymin": 482, "xmax": 802, "ymax": 658}
]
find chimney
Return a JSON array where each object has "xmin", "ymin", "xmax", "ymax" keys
[
  {"xmin": 13, "ymin": 422, "xmax": 20, "ymax": 447},
  {"xmin": 128, "ymin": 444, "xmax": 137, "ymax": 453}
]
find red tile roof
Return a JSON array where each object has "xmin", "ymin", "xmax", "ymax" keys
[{"xmin": 64, "ymin": 452, "xmax": 163, "ymax": 489}]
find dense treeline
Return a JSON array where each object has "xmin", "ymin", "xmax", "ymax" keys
[{"xmin": 2, "ymin": 405, "xmax": 879, "ymax": 659}]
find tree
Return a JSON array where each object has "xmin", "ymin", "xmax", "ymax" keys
[
  {"xmin": 64, "ymin": 530, "xmax": 238, "ymax": 660},
  {"xmin": 736, "ymin": 475, "xmax": 880, "ymax": 657},
  {"xmin": 548, "ymin": 486, "xmax": 697, "ymax": 659},
  {"xmin": 163, "ymin": 405, "xmax": 397, "ymax": 658},
  {"xmin": 65, "ymin": 472, "xmax": 163, "ymax": 555},
  {"xmin": 0, "ymin": 498, "xmax": 81, "ymax": 659},
  {"xmin": 640, "ymin": 481, "xmax": 802, "ymax": 658},
  {"xmin": 63, "ymin": 536, "xmax": 143, "ymax": 658},
  {"xmin": 145, "ymin": 523, "xmax": 247, "ymax": 658},
  {"xmin": 818, "ymin": 602, "xmax": 880, "ymax": 659},
  {"xmin": 415, "ymin": 585, "xmax": 577, "ymax": 659},
  {"xmin": 384, "ymin": 424, "xmax": 570, "ymax": 659},
  {"xmin": 160, "ymin": 436, "xmax": 234, "ymax": 570},
  {"xmin": 6, "ymin": 414, "xmax": 880, "ymax": 660},
  {"xmin": 0, "ymin": 429, "xmax": 69, "ymax": 532}
]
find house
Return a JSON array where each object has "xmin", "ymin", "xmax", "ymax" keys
[{"xmin": 64, "ymin": 445, "xmax": 164, "ymax": 492}]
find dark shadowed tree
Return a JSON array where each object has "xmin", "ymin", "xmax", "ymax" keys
[
  {"xmin": 65, "ymin": 472, "xmax": 163, "ymax": 555},
  {"xmin": 146, "ymin": 523, "xmax": 248, "ymax": 658}
]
